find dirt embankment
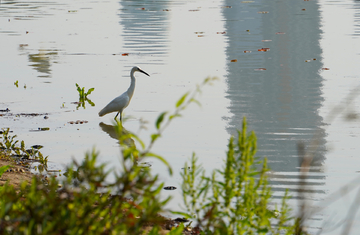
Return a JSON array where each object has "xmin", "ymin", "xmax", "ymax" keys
[{"xmin": 0, "ymin": 159, "xmax": 33, "ymax": 188}]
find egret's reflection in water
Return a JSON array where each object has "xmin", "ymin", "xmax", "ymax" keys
[
  {"xmin": 99, "ymin": 122, "xmax": 136, "ymax": 149},
  {"xmin": 99, "ymin": 122, "xmax": 154, "ymax": 169}
]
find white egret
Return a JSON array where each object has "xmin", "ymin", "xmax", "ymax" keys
[{"xmin": 98, "ymin": 66, "xmax": 150, "ymax": 121}]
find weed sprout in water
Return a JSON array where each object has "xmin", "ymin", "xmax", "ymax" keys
[{"xmin": 74, "ymin": 83, "xmax": 95, "ymax": 109}]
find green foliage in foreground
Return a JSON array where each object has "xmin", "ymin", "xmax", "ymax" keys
[
  {"xmin": 0, "ymin": 128, "xmax": 48, "ymax": 173},
  {"xmin": 0, "ymin": 78, "xmax": 301, "ymax": 234},
  {"xmin": 179, "ymin": 118, "xmax": 296, "ymax": 234},
  {"xmin": 0, "ymin": 166, "xmax": 10, "ymax": 178}
]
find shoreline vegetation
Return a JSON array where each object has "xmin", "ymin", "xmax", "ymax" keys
[{"xmin": 0, "ymin": 78, "xmax": 359, "ymax": 234}]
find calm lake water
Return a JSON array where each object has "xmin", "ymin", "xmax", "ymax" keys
[{"xmin": 1, "ymin": 0, "xmax": 360, "ymax": 233}]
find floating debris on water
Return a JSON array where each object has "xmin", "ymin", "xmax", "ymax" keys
[
  {"xmin": 258, "ymin": 48, "xmax": 270, "ymax": 52},
  {"xmin": 30, "ymin": 127, "xmax": 50, "ymax": 132},
  {"xmin": 174, "ymin": 217, "xmax": 190, "ymax": 223},
  {"xmin": 0, "ymin": 108, "xmax": 10, "ymax": 112},
  {"xmin": 68, "ymin": 120, "xmax": 88, "ymax": 124},
  {"xmin": 163, "ymin": 186, "xmax": 177, "ymax": 190}
]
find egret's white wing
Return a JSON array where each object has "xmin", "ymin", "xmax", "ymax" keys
[{"xmin": 98, "ymin": 92, "xmax": 130, "ymax": 116}]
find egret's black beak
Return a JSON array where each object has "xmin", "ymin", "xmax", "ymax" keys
[{"xmin": 140, "ymin": 69, "xmax": 150, "ymax": 77}]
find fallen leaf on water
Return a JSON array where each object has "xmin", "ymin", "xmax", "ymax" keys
[
  {"xmin": 313, "ymin": 58, "xmax": 316, "ymax": 60},
  {"xmin": 222, "ymin": 6, "xmax": 232, "ymax": 8},
  {"xmin": 302, "ymin": 8, "xmax": 306, "ymax": 11},
  {"xmin": 254, "ymin": 68, "xmax": 267, "ymax": 71},
  {"xmin": 30, "ymin": 127, "xmax": 50, "ymax": 132},
  {"xmin": 163, "ymin": 9, "xmax": 170, "ymax": 11},
  {"xmin": 231, "ymin": 59, "xmax": 238, "ymax": 62},
  {"xmin": 244, "ymin": 50, "xmax": 251, "ymax": 53},
  {"xmin": 122, "ymin": 53, "xmax": 129, "ymax": 56},
  {"xmin": 322, "ymin": 68, "xmax": 330, "ymax": 70},
  {"xmin": 258, "ymin": 48, "xmax": 270, "ymax": 52},
  {"xmin": 217, "ymin": 31, "xmax": 226, "ymax": 34},
  {"xmin": 305, "ymin": 60, "xmax": 311, "ymax": 62}
]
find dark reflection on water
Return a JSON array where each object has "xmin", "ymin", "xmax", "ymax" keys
[
  {"xmin": 99, "ymin": 122, "xmax": 136, "ymax": 148},
  {"xmin": 28, "ymin": 49, "xmax": 59, "ymax": 78},
  {"xmin": 222, "ymin": 0, "xmax": 326, "ymax": 198},
  {"xmin": 354, "ymin": 0, "xmax": 360, "ymax": 36},
  {"xmin": 118, "ymin": 0, "xmax": 171, "ymax": 61},
  {"xmin": 0, "ymin": 1, "xmax": 59, "ymax": 19}
]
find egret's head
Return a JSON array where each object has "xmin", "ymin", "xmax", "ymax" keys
[{"xmin": 132, "ymin": 66, "xmax": 150, "ymax": 77}]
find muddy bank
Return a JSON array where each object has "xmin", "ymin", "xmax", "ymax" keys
[{"xmin": 0, "ymin": 159, "xmax": 33, "ymax": 188}]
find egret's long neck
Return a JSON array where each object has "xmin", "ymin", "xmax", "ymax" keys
[{"xmin": 126, "ymin": 71, "xmax": 136, "ymax": 100}]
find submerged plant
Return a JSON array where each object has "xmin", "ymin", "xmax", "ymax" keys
[{"xmin": 75, "ymin": 83, "xmax": 95, "ymax": 109}]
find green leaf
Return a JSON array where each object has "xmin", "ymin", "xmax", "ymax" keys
[
  {"xmin": 128, "ymin": 133, "xmax": 145, "ymax": 150},
  {"xmin": 175, "ymin": 92, "xmax": 189, "ymax": 108},
  {"xmin": 190, "ymin": 98, "xmax": 201, "ymax": 107},
  {"xmin": 156, "ymin": 112, "xmax": 167, "ymax": 130},
  {"xmin": 168, "ymin": 223, "xmax": 184, "ymax": 235},
  {"xmin": 75, "ymin": 83, "xmax": 81, "ymax": 92},
  {"xmin": 20, "ymin": 140, "xmax": 25, "ymax": 150},
  {"xmin": 86, "ymin": 88, "xmax": 95, "ymax": 96},
  {"xmin": 171, "ymin": 211, "xmax": 193, "ymax": 218},
  {"xmin": 151, "ymin": 134, "xmax": 160, "ymax": 142},
  {"xmin": 169, "ymin": 114, "xmax": 182, "ymax": 120},
  {"xmin": 0, "ymin": 165, "xmax": 10, "ymax": 178}
]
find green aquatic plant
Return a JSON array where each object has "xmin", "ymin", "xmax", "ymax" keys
[
  {"xmin": 0, "ymin": 128, "xmax": 48, "ymax": 173},
  {"xmin": 75, "ymin": 83, "xmax": 95, "ymax": 109}
]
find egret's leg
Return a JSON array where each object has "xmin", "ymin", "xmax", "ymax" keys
[
  {"xmin": 120, "ymin": 112, "xmax": 122, "ymax": 122},
  {"xmin": 114, "ymin": 112, "xmax": 119, "ymax": 120}
]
